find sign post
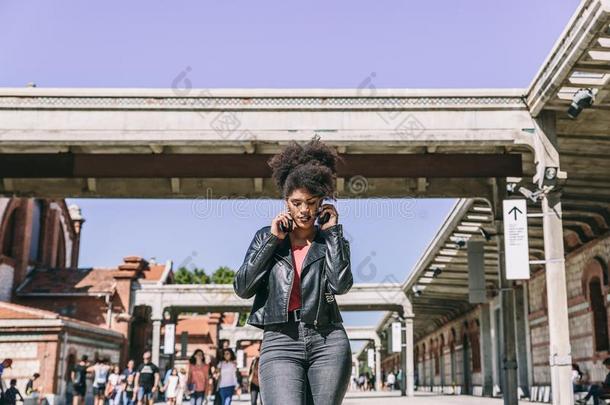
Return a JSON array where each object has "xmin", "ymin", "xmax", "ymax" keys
[
  {"xmin": 391, "ymin": 322, "xmax": 401, "ymax": 353},
  {"xmin": 163, "ymin": 323, "xmax": 175, "ymax": 355},
  {"xmin": 502, "ymin": 199, "xmax": 530, "ymax": 280}
]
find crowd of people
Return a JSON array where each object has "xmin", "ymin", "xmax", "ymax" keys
[{"xmin": 64, "ymin": 348, "xmax": 262, "ymax": 405}]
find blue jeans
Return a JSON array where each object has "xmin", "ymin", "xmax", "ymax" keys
[
  {"xmin": 190, "ymin": 391, "xmax": 206, "ymax": 405},
  {"xmin": 258, "ymin": 319, "xmax": 352, "ymax": 405},
  {"xmin": 218, "ymin": 386, "xmax": 234, "ymax": 405}
]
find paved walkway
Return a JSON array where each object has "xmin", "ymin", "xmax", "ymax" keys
[{"xmin": 223, "ymin": 390, "xmax": 528, "ymax": 404}]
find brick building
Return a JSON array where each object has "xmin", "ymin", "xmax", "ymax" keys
[{"xmin": 0, "ymin": 197, "xmax": 261, "ymax": 402}]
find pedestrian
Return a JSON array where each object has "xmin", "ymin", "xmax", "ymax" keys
[
  {"xmin": 122, "ymin": 361, "xmax": 136, "ymax": 380},
  {"xmin": 247, "ymin": 356, "xmax": 261, "ymax": 405},
  {"xmin": 71, "ymin": 355, "xmax": 89, "ymax": 405},
  {"xmin": 386, "ymin": 371, "xmax": 395, "ymax": 391},
  {"xmin": 123, "ymin": 374, "xmax": 136, "ymax": 405},
  {"xmin": 88, "ymin": 357, "xmax": 110, "ymax": 405},
  {"xmin": 134, "ymin": 351, "xmax": 160, "ymax": 405},
  {"xmin": 577, "ymin": 357, "xmax": 610, "ymax": 404},
  {"xmin": 1, "ymin": 359, "xmax": 14, "ymax": 402},
  {"xmin": 164, "ymin": 369, "xmax": 180, "ymax": 405},
  {"xmin": 233, "ymin": 136, "xmax": 353, "ymax": 405},
  {"xmin": 176, "ymin": 368, "xmax": 188, "ymax": 405},
  {"xmin": 215, "ymin": 349, "xmax": 237, "ymax": 405},
  {"xmin": 25, "ymin": 373, "xmax": 42, "ymax": 405},
  {"xmin": 107, "ymin": 365, "xmax": 122, "ymax": 401},
  {"xmin": 187, "ymin": 349, "xmax": 210, "ymax": 405},
  {"xmin": 3, "ymin": 379, "xmax": 24, "ymax": 405}
]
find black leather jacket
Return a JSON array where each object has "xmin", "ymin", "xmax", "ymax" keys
[{"xmin": 233, "ymin": 223, "xmax": 353, "ymax": 329}]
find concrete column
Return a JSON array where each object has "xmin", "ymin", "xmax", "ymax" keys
[
  {"xmin": 480, "ymin": 303, "xmax": 494, "ymax": 397},
  {"xmin": 405, "ymin": 317, "xmax": 415, "ymax": 396},
  {"xmin": 152, "ymin": 319, "xmax": 162, "ymax": 366},
  {"xmin": 375, "ymin": 344, "xmax": 382, "ymax": 391},
  {"xmin": 542, "ymin": 193, "xmax": 573, "ymax": 405}
]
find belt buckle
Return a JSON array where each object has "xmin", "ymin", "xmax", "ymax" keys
[{"xmin": 292, "ymin": 309, "xmax": 301, "ymax": 322}]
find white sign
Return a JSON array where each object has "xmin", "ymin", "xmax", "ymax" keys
[
  {"xmin": 503, "ymin": 199, "xmax": 530, "ymax": 280},
  {"xmin": 163, "ymin": 324, "xmax": 175, "ymax": 354},
  {"xmin": 237, "ymin": 349, "xmax": 245, "ymax": 369},
  {"xmin": 391, "ymin": 322, "xmax": 402, "ymax": 353},
  {"xmin": 367, "ymin": 348, "xmax": 375, "ymax": 368}
]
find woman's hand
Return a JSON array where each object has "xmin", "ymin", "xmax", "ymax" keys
[
  {"xmin": 271, "ymin": 211, "xmax": 293, "ymax": 239},
  {"xmin": 318, "ymin": 204, "xmax": 338, "ymax": 231}
]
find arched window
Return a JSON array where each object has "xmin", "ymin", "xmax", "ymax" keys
[{"xmin": 589, "ymin": 277, "xmax": 609, "ymax": 352}]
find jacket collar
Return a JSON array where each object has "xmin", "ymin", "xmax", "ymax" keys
[{"xmin": 274, "ymin": 225, "xmax": 326, "ymax": 276}]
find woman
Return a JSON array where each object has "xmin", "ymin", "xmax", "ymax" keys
[
  {"xmin": 234, "ymin": 136, "xmax": 353, "ymax": 405},
  {"xmin": 215, "ymin": 349, "xmax": 238, "ymax": 405},
  {"xmin": 247, "ymin": 356, "xmax": 261, "ymax": 405},
  {"xmin": 187, "ymin": 350, "xmax": 210, "ymax": 405}
]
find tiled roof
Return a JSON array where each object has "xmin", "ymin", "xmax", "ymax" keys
[
  {"xmin": 141, "ymin": 264, "xmax": 168, "ymax": 282},
  {"xmin": 175, "ymin": 315, "xmax": 211, "ymax": 336},
  {"xmin": 17, "ymin": 267, "xmax": 117, "ymax": 295},
  {"xmin": 0, "ymin": 301, "xmax": 60, "ymax": 319},
  {"xmin": 0, "ymin": 301, "xmax": 124, "ymax": 338}
]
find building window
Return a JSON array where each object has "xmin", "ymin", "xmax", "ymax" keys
[
  {"xmin": 1, "ymin": 210, "xmax": 17, "ymax": 258},
  {"xmin": 589, "ymin": 277, "xmax": 609, "ymax": 352},
  {"xmin": 29, "ymin": 200, "xmax": 43, "ymax": 262}
]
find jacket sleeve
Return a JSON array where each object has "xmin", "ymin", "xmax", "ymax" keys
[
  {"xmin": 321, "ymin": 223, "xmax": 353, "ymax": 295},
  {"xmin": 233, "ymin": 227, "xmax": 281, "ymax": 299}
]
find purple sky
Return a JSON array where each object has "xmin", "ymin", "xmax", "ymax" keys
[
  {"xmin": 1, "ymin": 0, "xmax": 580, "ymax": 339},
  {"xmin": 1, "ymin": 0, "xmax": 578, "ymax": 88}
]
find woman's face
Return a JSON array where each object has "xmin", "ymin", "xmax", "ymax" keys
[
  {"xmin": 286, "ymin": 188, "xmax": 322, "ymax": 230},
  {"xmin": 223, "ymin": 351, "xmax": 231, "ymax": 361}
]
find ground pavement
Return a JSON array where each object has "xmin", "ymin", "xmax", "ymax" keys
[{"xmin": 213, "ymin": 390, "xmax": 530, "ymax": 404}]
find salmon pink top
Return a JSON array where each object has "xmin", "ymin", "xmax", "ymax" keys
[{"xmin": 287, "ymin": 243, "xmax": 310, "ymax": 311}]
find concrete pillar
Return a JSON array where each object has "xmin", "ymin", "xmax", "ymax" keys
[
  {"xmin": 405, "ymin": 317, "xmax": 415, "ymax": 396},
  {"xmin": 375, "ymin": 344, "xmax": 382, "ymax": 391},
  {"xmin": 480, "ymin": 303, "xmax": 494, "ymax": 397},
  {"xmin": 152, "ymin": 319, "xmax": 162, "ymax": 366},
  {"xmin": 542, "ymin": 193, "xmax": 573, "ymax": 405}
]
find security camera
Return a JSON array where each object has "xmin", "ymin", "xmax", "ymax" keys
[
  {"xmin": 412, "ymin": 285, "xmax": 423, "ymax": 297},
  {"xmin": 432, "ymin": 267, "xmax": 442, "ymax": 278},
  {"xmin": 567, "ymin": 88, "xmax": 594, "ymax": 119}
]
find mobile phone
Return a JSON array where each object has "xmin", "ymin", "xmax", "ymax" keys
[{"xmin": 279, "ymin": 217, "xmax": 293, "ymax": 233}]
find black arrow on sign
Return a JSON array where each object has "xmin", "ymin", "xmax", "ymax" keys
[{"xmin": 508, "ymin": 206, "xmax": 523, "ymax": 221}]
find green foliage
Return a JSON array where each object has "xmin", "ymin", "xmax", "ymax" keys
[
  {"xmin": 173, "ymin": 266, "xmax": 234, "ymax": 285},
  {"xmin": 173, "ymin": 267, "xmax": 210, "ymax": 284},
  {"xmin": 237, "ymin": 312, "xmax": 248, "ymax": 327},
  {"xmin": 211, "ymin": 266, "xmax": 235, "ymax": 284}
]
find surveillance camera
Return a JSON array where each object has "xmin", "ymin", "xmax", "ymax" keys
[
  {"xmin": 567, "ymin": 88, "xmax": 594, "ymax": 119},
  {"xmin": 432, "ymin": 267, "xmax": 442, "ymax": 278},
  {"xmin": 456, "ymin": 239, "xmax": 466, "ymax": 248},
  {"xmin": 479, "ymin": 228, "xmax": 492, "ymax": 241}
]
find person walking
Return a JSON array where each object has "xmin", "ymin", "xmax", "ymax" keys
[
  {"xmin": 215, "ymin": 350, "xmax": 237, "ymax": 405},
  {"xmin": 3, "ymin": 379, "xmax": 24, "ymax": 405},
  {"xmin": 164, "ymin": 369, "xmax": 180, "ymax": 405},
  {"xmin": 134, "ymin": 351, "xmax": 160, "ymax": 405},
  {"xmin": 71, "ymin": 355, "xmax": 89, "ymax": 405},
  {"xmin": 187, "ymin": 350, "xmax": 210, "ymax": 405},
  {"xmin": 247, "ymin": 356, "xmax": 262, "ymax": 405},
  {"xmin": 233, "ymin": 136, "xmax": 353, "ymax": 405},
  {"xmin": 88, "ymin": 358, "xmax": 110, "ymax": 405}
]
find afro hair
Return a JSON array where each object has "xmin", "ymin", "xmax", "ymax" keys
[{"xmin": 267, "ymin": 135, "xmax": 344, "ymax": 199}]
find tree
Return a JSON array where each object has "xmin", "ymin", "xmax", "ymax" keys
[
  {"xmin": 174, "ymin": 267, "xmax": 210, "ymax": 284},
  {"xmin": 174, "ymin": 267, "xmax": 194, "ymax": 284},
  {"xmin": 211, "ymin": 266, "xmax": 235, "ymax": 284}
]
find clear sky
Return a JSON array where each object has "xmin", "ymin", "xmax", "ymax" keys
[{"xmin": 1, "ymin": 0, "xmax": 580, "ymax": 351}]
